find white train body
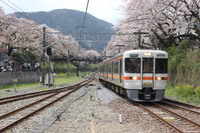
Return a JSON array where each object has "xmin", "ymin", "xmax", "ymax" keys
[{"xmin": 98, "ymin": 50, "xmax": 168, "ymax": 102}]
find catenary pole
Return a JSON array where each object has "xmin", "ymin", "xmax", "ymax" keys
[{"xmin": 42, "ymin": 26, "xmax": 46, "ymax": 85}]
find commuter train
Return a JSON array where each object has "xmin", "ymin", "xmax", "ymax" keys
[{"xmin": 98, "ymin": 49, "xmax": 168, "ymax": 102}]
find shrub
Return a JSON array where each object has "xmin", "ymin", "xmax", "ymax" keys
[
  {"xmin": 167, "ymin": 47, "xmax": 200, "ymax": 87},
  {"xmin": 194, "ymin": 86, "xmax": 200, "ymax": 96},
  {"xmin": 175, "ymin": 83, "xmax": 194, "ymax": 97}
]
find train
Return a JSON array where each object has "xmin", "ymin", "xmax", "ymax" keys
[{"xmin": 98, "ymin": 49, "xmax": 168, "ymax": 102}]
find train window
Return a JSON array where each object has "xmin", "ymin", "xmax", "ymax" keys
[
  {"xmin": 125, "ymin": 58, "xmax": 141, "ymax": 73},
  {"xmin": 143, "ymin": 58, "xmax": 153, "ymax": 73},
  {"xmin": 108, "ymin": 63, "xmax": 112, "ymax": 73},
  {"xmin": 156, "ymin": 59, "xmax": 168, "ymax": 73},
  {"xmin": 120, "ymin": 59, "xmax": 122, "ymax": 83},
  {"xmin": 106, "ymin": 63, "xmax": 108, "ymax": 73},
  {"xmin": 103, "ymin": 65, "xmax": 105, "ymax": 73},
  {"xmin": 111, "ymin": 62, "xmax": 113, "ymax": 74},
  {"xmin": 113, "ymin": 61, "xmax": 119, "ymax": 74}
]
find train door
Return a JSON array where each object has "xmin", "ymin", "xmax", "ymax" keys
[
  {"xmin": 119, "ymin": 59, "xmax": 122, "ymax": 83},
  {"xmin": 106, "ymin": 63, "xmax": 109, "ymax": 79},
  {"xmin": 142, "ymin": 58, "xmax": 154, "ymax": 87},
  {"xmin": 112, "ymin": 62, "xmax": 114, "ymax": 81}
]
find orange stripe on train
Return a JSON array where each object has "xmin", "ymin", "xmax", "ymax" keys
[
  {"xmin": 100, "ymin": 56, "xmax": 123, "ymax": 65},
  {"xmin": 99, "ymin": 73, "xmax": 168, "ymax": 80},
  {"xmin": 122, "ymin": 76, "xmax": 168, "ymax": 80}
]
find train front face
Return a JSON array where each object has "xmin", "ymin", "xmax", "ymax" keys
[{"xmin": 123, "ymin": 50, "xmax": 168, "ymax": 102}]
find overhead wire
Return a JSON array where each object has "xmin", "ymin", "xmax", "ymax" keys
[
  {"xmin": 80, "ymin": 0, "xmax": 90, "ymax": 34},
  {"xmin": 0, "ymin": 0, "xmax": 42, "ymax": 36},
  {"xmin": 0, "ymin": 0, "xmax": 19, "ymax": 12},
  {"xmin": 79, "ymin": 0, "xmax": 90, "ymax": 40},
  {"xmin": 6, "ymin": 0, "xmax": 26, "ymax": 13},
  {"xmin": 0, "ymin": 0, "xmax": 29, "ymax": 19},
  {"xmin": 77, "ymin": 0, "xmax": 90, "ymax": 53},
  {"xmin": 1, "ymin": 0, "xmax": 90, "ymax": 33}
]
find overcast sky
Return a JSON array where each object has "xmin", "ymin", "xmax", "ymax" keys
[{"xmin": 0, "ymin": 0, "xmax": 125, "ymax": 25}]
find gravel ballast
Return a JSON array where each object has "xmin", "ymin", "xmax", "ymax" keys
[
  {"xmin": 1, "ymin": 81, "xmax": 172, "ymax": 133},
  {"xmin": 44, "ymin": 81, "xmax": 169, "ymax": 133}
]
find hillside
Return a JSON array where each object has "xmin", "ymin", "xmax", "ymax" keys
[{"xmin": 14, "ymin": 9, "xmax": 115, "ymax": 52}]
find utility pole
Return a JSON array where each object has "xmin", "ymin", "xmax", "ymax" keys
[
  {"xmin": 104, "ymin": 51, "xmax": 106, "ymax": 60},
  {"xmin": 48, "ymin": 55, "xmax": 51, "ymax": 87},
  {"xmin": 116, "ymin": 45, "xmax": 125, "ymax": 53},
  {"xmin": 76, "ymin": 57, "xmax": 79, "ymax": 77},
  {"xmin": 138, "ymin": 30, "xmax": 141, "ymax": 49},
  {"xmin": 42, "ymin": 26, "xmax": 46, "ymax": 85},
  {"xmin": 67, "ymin": 50, "xmax": 70, "ymax": 77}
]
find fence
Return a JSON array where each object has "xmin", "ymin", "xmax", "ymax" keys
[{"xmin": 0, "ymin": 72, "xmax": 42, "ymax": 87}]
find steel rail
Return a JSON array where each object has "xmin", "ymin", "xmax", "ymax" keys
[
  {"xmin": 0, "ymin": 85, "xmax": 77, "ymax": 120},
  {"xmin": 163, "ymin": 98, "xmax": 200, "ymax": 109},
  {"xmin": 0, "ymin": 77, "xmax": 93, "ymax": 105},
  {"xmin": 0, "ymin": 89, "xmax": 76, "ymax": 132},
  {"xmin": 0, "ymin": 89, "xmax": 61, "ymax": 101},
  {"xmin": 0, "ymin": 78, "xmax": 93, "ymax": 132},
  {"xmin": 130, "ymin": 101, "xmax": 183, "ymax": 133},
  {"xmin": 154, "ymin": 103, "xmax": 200, "ymax": 129},
  {"xmin": 0, "ymin": 92, "xmax": 59, "ymax": 120},
  {"xmin": 0, "ymin": 91, "xmax": 60, "ymax": 105},
  {"xmin": 160, "ymin": 101, "xmax": 200, "ymax": 115},
  {"xmin": 0, "ymin": 79, "xmax": 92, "ymax": 120}
]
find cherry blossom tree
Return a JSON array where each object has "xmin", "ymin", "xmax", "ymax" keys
[
  {"xmin": 0, "ymin": 6, "xmax": 86, "ymax": 58},
  {"xmin": 106, "ymin": 0, "xmax": 200, "ymax": 54},
  {"xmin": 150, "ymin": 0, "xmax": 200, "ymax": 49}
]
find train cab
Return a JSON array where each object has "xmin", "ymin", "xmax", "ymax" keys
[
  {"xmin": 98, "ymin": 49, "xmax": 168, "ymax": 102},
  {"xmin": 123, "ymin": 50, "xmax": 168, "ymax": 101}
]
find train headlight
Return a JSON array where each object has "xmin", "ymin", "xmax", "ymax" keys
[
  {"xmin": 157, "ymin": 77, "xmax": 162, "ymax": 80},
  {"xmin": 144, "ymin": 53, "xmax": 152, "ymax": 56},
  {"xmin": 133, "ymin": 76, "xmax": 138, "ymax": 80}
]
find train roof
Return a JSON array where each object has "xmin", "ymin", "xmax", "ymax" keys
[
  {"xmin": 123, "ymin": 49, "xmax": 167, "ymax": 55},
  {"xmin": 101, "ymin": 49, "xmax": 167, "ymax": 64}
]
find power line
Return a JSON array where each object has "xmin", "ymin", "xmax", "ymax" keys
[
  {"xmin": 0, "ymin": 0, "xmax": 29, "ymax": 19},
  {"xmin": 6, "ymin": 0, "xmax": 25, "ymax": 13},
  {"xmin": 80, "ymin": 0, "xmax": 90, "ymax": 34},
  {"xmin": 0, "ymin": 0, "xmax": 19, "ymax": 12}
]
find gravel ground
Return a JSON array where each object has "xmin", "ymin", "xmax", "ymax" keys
[
  {"xmin": 0, "ymin": 81, "xmax": 173, "ymax": 133},
  {"xmin": 44, "ymin": 81, "xmax": 171, "ymax": 133}
]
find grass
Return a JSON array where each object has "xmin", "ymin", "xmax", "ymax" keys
[
  {"xmin": 54, "ymin": 73, "xmax": 84, "ymax": 85},
  {"xmin": 0, "ymin": 82, "xmax": 40, "ymax": 91},
  {"xmin": 0, "ymin": 73, "xmax": 85, "ymax": 91},
  {"xmin": 34, "ymin": 87, "xmax": 49, "ymax": 91},
  {"xmin": 165, "ymin": 84, "xmax": 200, "ymax": 105}
]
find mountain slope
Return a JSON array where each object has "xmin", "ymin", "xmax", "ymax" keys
[{"xmin": 14, "ymin": 9, "xmax": 114, "ymax": 52}]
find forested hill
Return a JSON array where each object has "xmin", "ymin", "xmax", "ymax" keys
[{"xmin": 14, "ymin": 9, "xmax": 115, "ymax": 52}]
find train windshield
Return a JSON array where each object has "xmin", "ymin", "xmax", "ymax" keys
[
  {"xmin": 143, "ymin": 58, "xmax": 153, "ymax": 73},
  {"xmin": 156, "ymin": 59, "xmax": 168, "ymax": 73},
  {"xmin": 125, "ymin": 58, "xmax": 141, "ymax": 73}
]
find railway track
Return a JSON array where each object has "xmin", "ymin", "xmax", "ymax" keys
[
  {"xmin": 131, "ymin": 100, "xmax": 200, "ymax": 133},
  {"xmin": 0, "ymin": 78, "xmax": 92, "ymax": 105},
  {"xmin": 100, "ymin": 80, "xmax": 200, "ymax": 133},
  {"xmin": 0, "ymin": 77, "xmax": 93, "ymax": 132},
  {"xmin": 163, "ymin": 98, "xmax": 200, "ymax": 111}
]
